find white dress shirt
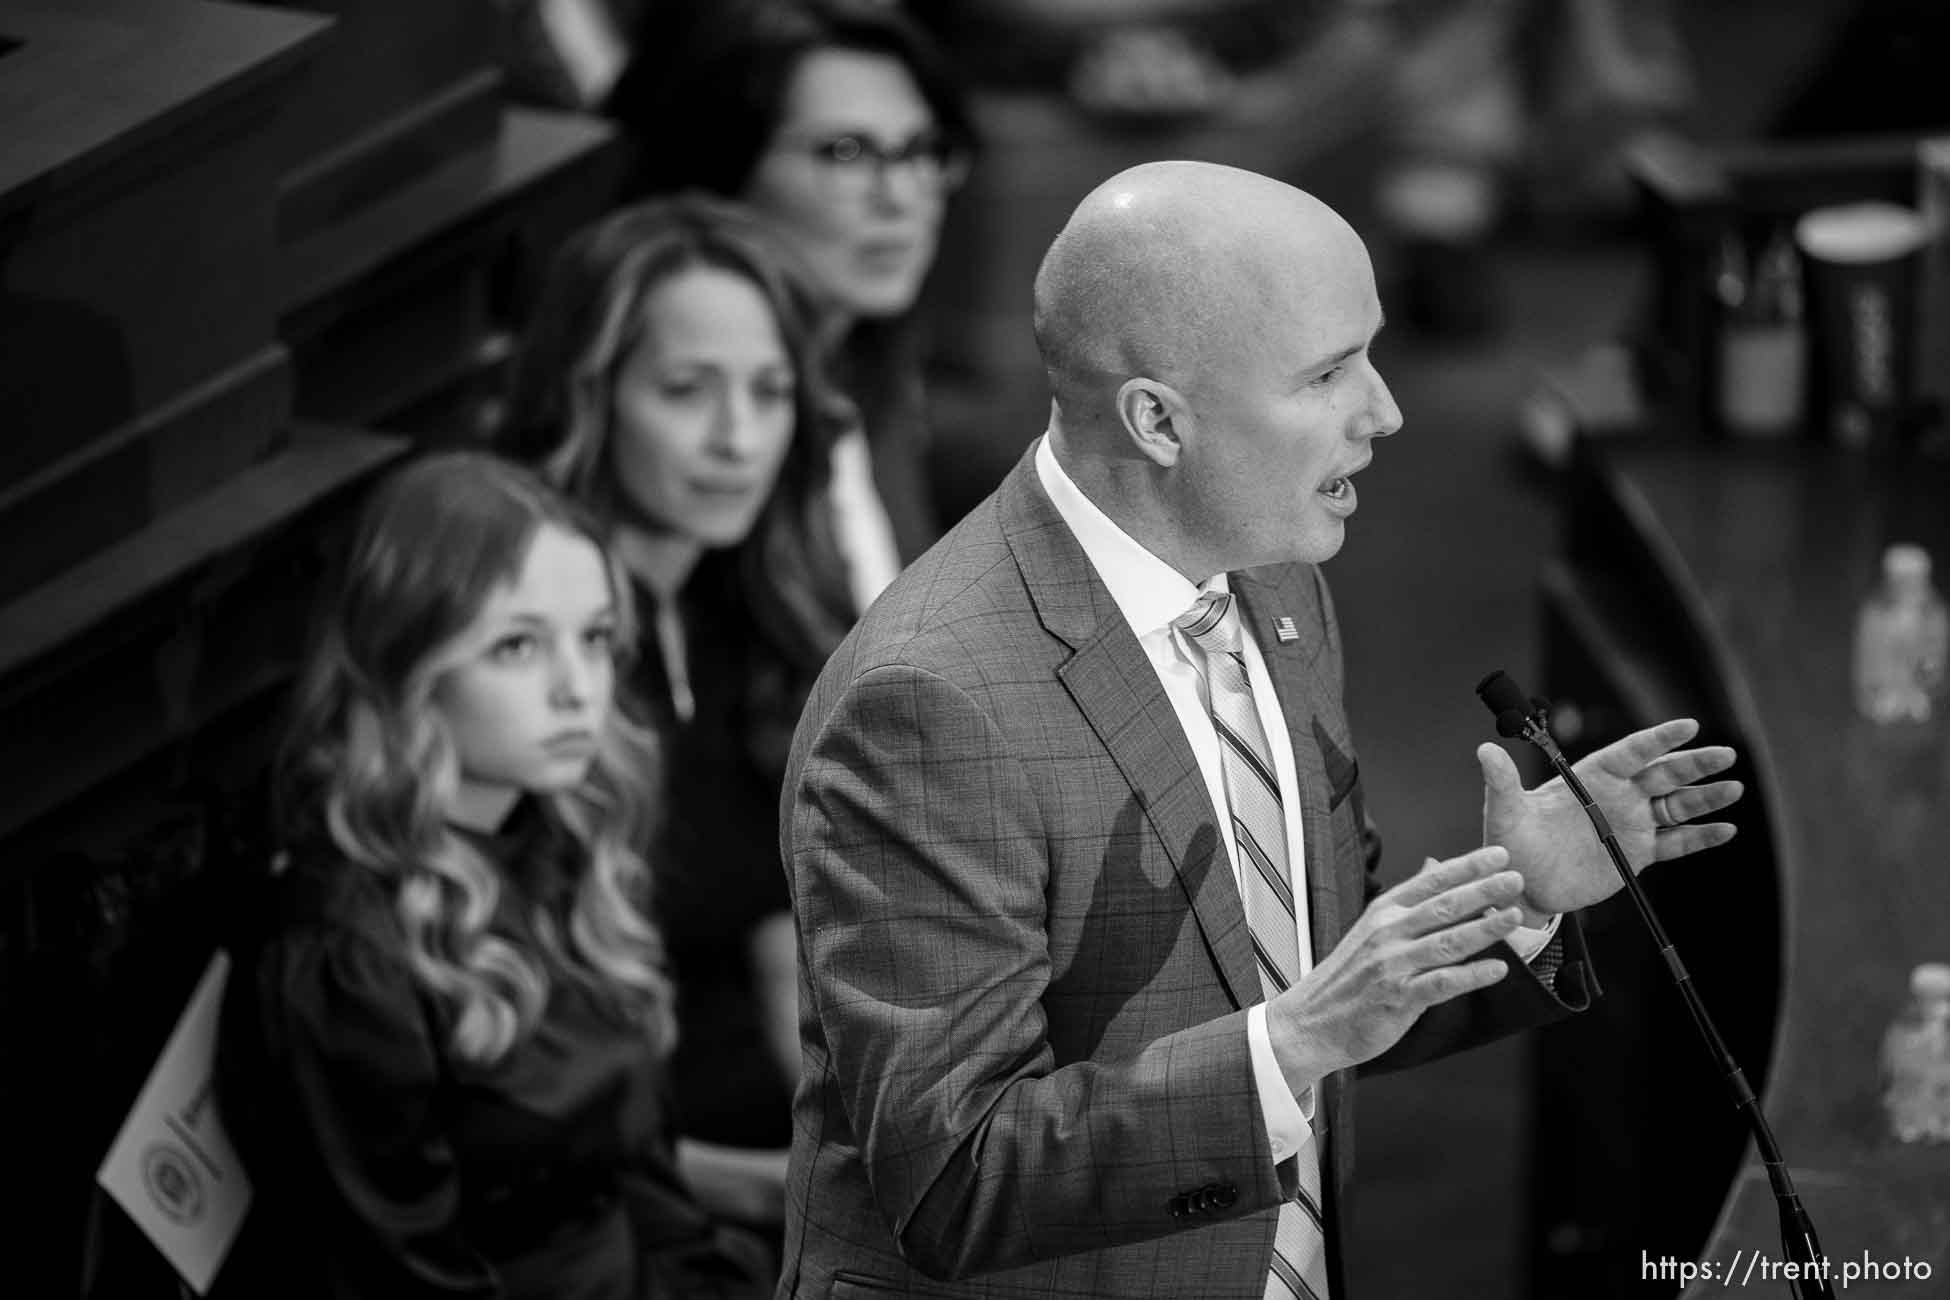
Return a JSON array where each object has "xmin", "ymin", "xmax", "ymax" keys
[{"xmin": 1034, "ymin": 436, "xmax": 1558, "ymax": 1166}]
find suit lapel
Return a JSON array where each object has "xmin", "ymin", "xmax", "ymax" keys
[
  {"xmin": 1231, "ymin": 568, "xmax": 1346, "ymax": 967},
  {"xmin": 998, "ymin": 445, "xmax": 1260, "ymax": 1011},
  {"xmin": 1058, "ymin": 635, "xmax": 1261, "ymax": 1011}
]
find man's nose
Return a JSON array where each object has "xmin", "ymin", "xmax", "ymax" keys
[{"xmin": 1366, "ymin": 367, "xmax": 1403, "ymax": 439}]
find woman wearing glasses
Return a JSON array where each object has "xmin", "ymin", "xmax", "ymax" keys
[
  {"xmin": 498, "ymin": 194, "xmax": 858, "ymax": 1242},
  {"xmin": 605, "ymin": 0, "xmax": 976, "ymax": 599}
]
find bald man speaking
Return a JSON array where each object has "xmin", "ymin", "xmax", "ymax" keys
[{"xmin": 777, "ymin": 163, "xmax": 1741, "ymax": 1299}]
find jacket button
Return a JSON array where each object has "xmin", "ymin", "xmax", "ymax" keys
[
  {"xmin": 1167, "ymin": 1194, "xmax": 1188, "ymax": 1218},
  {"xmin": 1212, "ymin": 1182, "xmax": 1239, "ymax": 1209}
]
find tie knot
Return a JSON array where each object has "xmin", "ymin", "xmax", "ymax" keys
[{"xmin": 1172, "ymin": 590, "xmax": 1241, "ymax": 656}]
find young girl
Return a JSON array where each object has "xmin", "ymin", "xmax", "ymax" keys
[
  {"xmin": 499, "ymin": 196, "xmax": 856, "ymax": 1222},
  {"xmin": 219, "ymin": 451, "xmax": 771, "ymax": 1298}
]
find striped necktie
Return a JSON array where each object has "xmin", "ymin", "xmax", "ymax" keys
[{"xmin": 1174, "ymin": 591, "xmax": 1332, "ymax": 1300}]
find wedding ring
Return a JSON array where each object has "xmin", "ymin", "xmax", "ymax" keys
[{"xmin": 1652, "ymin": 792, "xmax": 1676, "ymax": 829}]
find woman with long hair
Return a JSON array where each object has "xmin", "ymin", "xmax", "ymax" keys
[
  {"xmin": 499, "ymin": 194, "xmax": 852, "ymax": 1227},
  {"xmin": 503, "ymin": 194, "xmax": 858, "ymax": 702},
  {"xmin": 605, "ymin": 0, "xmax": 977, "ymax": 577},
  {"xmin": 219, "ymin": 451, "xmax": 771, "ymax": 1298}
]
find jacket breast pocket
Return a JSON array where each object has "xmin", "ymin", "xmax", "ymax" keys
[{"xmin": 830, "ymin": 1271, "xmax": 933, "ymax": 1298}]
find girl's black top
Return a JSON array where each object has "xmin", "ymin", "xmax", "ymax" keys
[{"xmin": 217, "ymin": 801, "xmax": 771, "ymax": 1298}]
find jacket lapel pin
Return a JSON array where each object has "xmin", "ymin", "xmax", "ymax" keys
[{"xmin": 1274, "ymin": 616, "xmax": 1299, "ymax": 643}]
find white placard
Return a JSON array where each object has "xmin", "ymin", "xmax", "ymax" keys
[{"xmin": 95, "ymin": 951, "xmax": 253, "ymax": 1294}]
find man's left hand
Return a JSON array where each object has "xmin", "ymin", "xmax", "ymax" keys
[{"xmin": 1476, "ymin": 718, "xmax": 1742, "ymax": 920}]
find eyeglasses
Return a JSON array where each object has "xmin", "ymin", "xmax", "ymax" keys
[{"xmin": 774, "ymin": 131, "xmax": 970, "ymax": 196}]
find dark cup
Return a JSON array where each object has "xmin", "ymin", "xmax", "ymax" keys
[{"xmin": 1795, "ymin": 202, "xmax": 1930, "ymax": 450}]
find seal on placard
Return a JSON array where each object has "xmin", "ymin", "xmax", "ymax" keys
[{"xmin": 142, "ymin": 1142, "xmax": 204, "ymax": 1225}]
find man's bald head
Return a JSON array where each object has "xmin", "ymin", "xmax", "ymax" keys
[{"xmin": 1031, "ymin": 162, "xmax": 1364, "ymax": 430}]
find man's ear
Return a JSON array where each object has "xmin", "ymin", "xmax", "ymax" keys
[{"xmin": 1115, "ymin": 378, "xmax": 1191, "ymax": 467}]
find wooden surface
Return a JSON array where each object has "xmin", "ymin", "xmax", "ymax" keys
[
  {"xmin": 1581, "ymin": 438, "xmax": 1950, "ymax": 1296},
  {"xmin": 282, "ymin": 105, "xmax": 621, "ymax": 431},
  {"xmin": 255, "ymin": 0, "xmax": 498, "ymax": 227},
  {"xmin": 0, "ymin": 0, "xmax": 333, "ymax": 598},
  {"xmin": 0, "ymin": 424, "xmax": 408, "ymax": 841},
  {"xmin": 0, "ymin": 0, "xmax": 330, "ymax": 219}
]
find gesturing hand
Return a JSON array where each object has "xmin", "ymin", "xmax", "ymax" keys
[
  {"xmin": 1478, "ymin": 717, "xmax": 1743, "ymax": 919},
  {"xmin": 1265, "ymin": 847, "xmax": 1523, "ymax": 1090}
]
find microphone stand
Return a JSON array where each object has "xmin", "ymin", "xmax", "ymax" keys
[{"xmin": 1478, "ymin": 675, "xmax": 1835, "ymax": 1300}]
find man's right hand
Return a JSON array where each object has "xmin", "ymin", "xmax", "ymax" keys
[{"xmin": 1265, "ymin": 847, "xmax": 1524, "ymax": 1094}]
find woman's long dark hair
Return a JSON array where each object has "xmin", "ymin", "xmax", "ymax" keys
[
  {"xmin": 604, "ymin": 0, "xmax": 976, "ymax": 562},
  {"xmin": 604, "ymin": 0, "xmax": 976, "ymax": 203},
  {"xmin": 500, "ymin": 194, "xmax": 857, "ymax": 735}
]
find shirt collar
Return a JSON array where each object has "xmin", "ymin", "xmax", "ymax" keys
[{"xmin": 1034, "ymin": 435, "xmax": 1227, "ymax": 641}]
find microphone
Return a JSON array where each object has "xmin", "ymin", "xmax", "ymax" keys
[
  {"xmin": 1475, "ymin": 670, "xmax": 1540, "ymax": 740},
  {"xmin": 1476, "ymin": 669, "xmax": 1835, "ymax": 1300}
]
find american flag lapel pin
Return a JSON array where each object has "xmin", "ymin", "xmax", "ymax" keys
[{"xmin": 1274, "ymin": 616, "xmax": 1299, "ymax": 643}]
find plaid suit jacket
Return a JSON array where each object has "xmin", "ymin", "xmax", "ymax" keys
[{"xmin": 778, "ymin": 441, "xmax": 1593, "ymax": 1299}]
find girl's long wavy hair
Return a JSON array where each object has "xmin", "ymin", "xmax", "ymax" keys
[
  {"xmin": 281, "ymin": 451, "xmax": 675, "ymax": 1065},
  {"xmin": 501, "ymin": 191, "xmax": 857, "ymax": 691}
]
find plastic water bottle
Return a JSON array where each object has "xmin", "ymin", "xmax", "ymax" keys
[
  {"xmin": 1881, "ymin": 963, "xmax": 1950, "ymax": 1143},
  {"xmin": 1853, "ymin": 544, "xmax": 1949, "ymax": 724}
]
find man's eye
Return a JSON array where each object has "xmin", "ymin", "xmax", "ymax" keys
[{"xmin": 1312, "ymin": 366, "xmax": 1345, "ymax": 387}]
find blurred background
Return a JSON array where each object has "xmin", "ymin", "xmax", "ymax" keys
[{"xmin": 5, "ymin": 0, "xmax": 1949, "ymax": 1296}]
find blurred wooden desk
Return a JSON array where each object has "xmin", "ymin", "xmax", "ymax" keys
[{"xmin": 1544, "ymin": 435, "xmax": 1950, "ymax": 1296}]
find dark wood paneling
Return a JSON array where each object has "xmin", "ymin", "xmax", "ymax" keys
[
  {"xmin": 0, "ymin": 0, "xmax": 331, "ymax": 222},
  {"xmin": 281, "ymin": 106, "xmax": 620, "ymax": 432},
  {"xmin": 0, "ymin": 1, "xmax": 324, "ymax": 493},
  {"xmin": 0, "ymin": 6, "xmax": 626, "ymax": 1290},
  {"xmin": 253, "ymin": 0, "xmax": 497, "ymax": 202},
  {"xmin": 0, "ymin": 344, "xmax": 293, "ymax": 602}
]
